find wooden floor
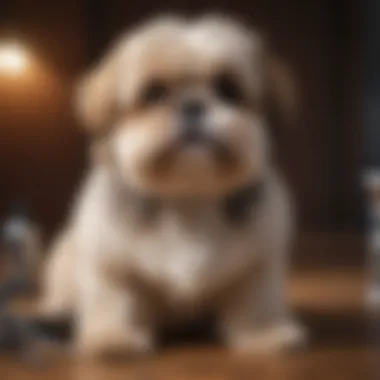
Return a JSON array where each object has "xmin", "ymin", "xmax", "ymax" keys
[{"xmin": 1, "ymin": 233, "xmax": 378, "ymax": 380}]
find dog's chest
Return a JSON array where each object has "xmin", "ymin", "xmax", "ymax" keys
[{"xmin": 128, "ymin": 208, "xmax": 257, "ymax": 301}]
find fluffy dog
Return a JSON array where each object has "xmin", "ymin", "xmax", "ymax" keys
[{"xmin": 40, "ymin": 14, "xmax": 305, "ymax": 358}]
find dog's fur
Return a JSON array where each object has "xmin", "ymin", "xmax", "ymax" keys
[{"xmin": 40, "ymin": 15, "xmax": 304, "ymax": 358}]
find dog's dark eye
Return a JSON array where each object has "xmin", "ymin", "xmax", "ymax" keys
[
  {"xmin": 213, "ymin": 73, "xmax": 244, "ymax": 104},
  {"xmin": 140, "ymin": 81, "xmax": 170, "ymax": 106}
]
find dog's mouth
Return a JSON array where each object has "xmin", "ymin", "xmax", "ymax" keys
[{"xmin": 145, "ymin": 133, "xmax": 239, "ymax": 178}]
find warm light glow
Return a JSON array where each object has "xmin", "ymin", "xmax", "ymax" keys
[{"xmin": 0, "ymin": 43, "xmax": 29, "ymax": 75}]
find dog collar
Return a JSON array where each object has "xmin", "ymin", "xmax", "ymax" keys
[{"xmin": 222, "ymin": 181, "xmax": 264, "ymax": 225}]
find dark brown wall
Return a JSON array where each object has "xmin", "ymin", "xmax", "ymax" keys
[
  {"xmin": 0, "ymin": 0, "xmax": 87, "ymax": 234},
  {"xmin": 0, "ymin": 0, "xmax": 361, "ymax": 235}
]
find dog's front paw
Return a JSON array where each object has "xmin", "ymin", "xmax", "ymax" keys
[
  {"xmin": 76, "ymin": 326, "xmax": 154, "ymax": 361},
  {"xmin": 227, "ymin": 321, "xmax": 307, "ymax": 355}
]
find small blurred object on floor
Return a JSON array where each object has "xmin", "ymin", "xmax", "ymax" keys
[
  {"xmin": 1, "ymin": 201, "xmax": 43, "ymax": 295},
  {"xmin": 363, "ymin": 170, "xmax": 380, "ymax": 309}
]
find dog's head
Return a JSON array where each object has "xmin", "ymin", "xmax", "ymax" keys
[{"xmin": 76, "ymin": 15, "xmax": 295, "ymax": 198}]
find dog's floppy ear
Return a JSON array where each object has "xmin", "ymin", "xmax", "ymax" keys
[
  {"xmin": 263, "ymin": 46, "xmax": 298, "ymax": 127},
  {"xmin": 75, "ymin": 41, "xmax": 124, "ymax": 134}
]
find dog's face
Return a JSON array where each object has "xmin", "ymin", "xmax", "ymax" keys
[{"xmin": 76, "ymin": 16, "xmax": 294, "ymax": 198}]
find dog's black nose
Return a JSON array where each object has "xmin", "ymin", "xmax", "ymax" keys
[
  {"xmin": 181, "ymin": 100, "xmax": 205, "ymax": 123},
  {"xmin": 179, "ymin": 100, "xmax": 207, "ymax": 144}
]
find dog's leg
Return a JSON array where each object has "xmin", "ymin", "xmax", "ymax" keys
[
  {"xmin": 38, "ymin": 233, "xmax": 76, "ymax": 319},
  {"xmin": 218, "ymin": 254, "xmax": 305, "ymax": 354},
  {"xmin": 75, "ymin": 266, "xmax": 155, "ymax": 359}
]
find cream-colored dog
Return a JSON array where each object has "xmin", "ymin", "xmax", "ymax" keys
[{"xmin": 40, "ymin": 14, "xmax": 305, "ymax": 358}]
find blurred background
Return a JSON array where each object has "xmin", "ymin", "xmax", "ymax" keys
[{"xmin": 0, "ymin": 0, "xmax": 376, "ymax": 379}]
